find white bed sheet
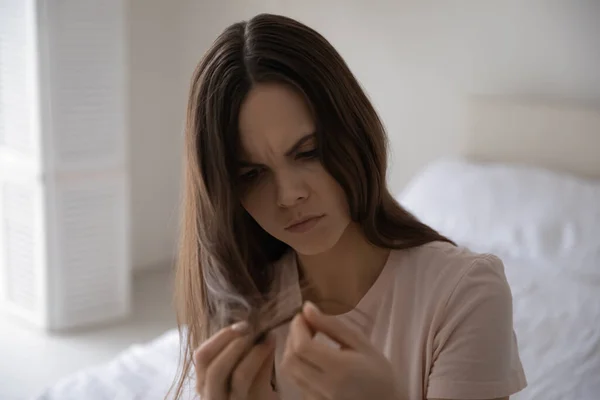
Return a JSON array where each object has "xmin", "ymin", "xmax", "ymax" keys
[
  {"xmin": 34, "ymin": 330, "xmax": 187, "ymax": 400},
  {"xmin": 502, "ymin": 257, "xmax": 600, "ymax": 400},
  {"xmin": 34, "ymin": 257, "xmax": 600, "ymax": 400}
]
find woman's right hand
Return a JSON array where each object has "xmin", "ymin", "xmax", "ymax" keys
[{"xmin": 194, "ymin": 321, "xmax": 279, "ymax": 400}]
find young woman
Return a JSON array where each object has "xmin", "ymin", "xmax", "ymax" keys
[{"xmin": 171, "ymin": 13, "xmax": 527, "ymax": 400}]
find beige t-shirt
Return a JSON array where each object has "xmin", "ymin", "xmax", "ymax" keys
[{"xmin": 271, "ymin": 241, "xmax": 527, "ymax": 400}]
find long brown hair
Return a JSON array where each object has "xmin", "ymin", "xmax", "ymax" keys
[{"xmin": 170, "ymin": 13, "xmax": 452, "ymax": 398}]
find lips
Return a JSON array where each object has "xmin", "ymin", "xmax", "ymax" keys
[{"xmin": 285, "ymin": 215, "xmax": 324, "ymax": 233}]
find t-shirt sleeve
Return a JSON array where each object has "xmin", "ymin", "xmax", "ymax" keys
[{"xmin": 426, "ymin": 255, "xmax": 527, "ymax": 399}]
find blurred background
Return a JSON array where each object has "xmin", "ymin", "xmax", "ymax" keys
[{"xmin": 0, "ymin": 0, "xmax": 599, "ymax": 399}]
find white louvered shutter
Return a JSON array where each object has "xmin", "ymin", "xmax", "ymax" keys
[{"xmin": 0, "ymin": 0, "xmax": 131, "ymax": 331}]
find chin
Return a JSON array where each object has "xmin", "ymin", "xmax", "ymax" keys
[
  {"xmin": 291, "ymin": 240, "xmax": 336, "ymax": 256},
  {"xmin": 284, "ymin": 222, "xmax": 349, "ymax": 256}
]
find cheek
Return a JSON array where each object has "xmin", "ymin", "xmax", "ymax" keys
[
  {"xmin": 240, "ymin": 183, "xmax": 275, "ymax": 225},
  {"xmin": 241, "ymin": 193, "xmax": 263, "ymax": 221}
]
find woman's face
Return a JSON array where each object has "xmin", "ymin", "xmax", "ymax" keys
[{"xmin": 237, "ymin": 82, "xmax": 351, "ymax": 255}]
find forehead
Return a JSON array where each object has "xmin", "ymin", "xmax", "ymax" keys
[{"xmin": 238, "ymin": 83, "xmax": 315, "ymax": 157}]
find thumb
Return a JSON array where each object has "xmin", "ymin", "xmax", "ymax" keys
[{"xmin": 302, "ymin": 301, "xmax": 370, "ymax": 352}]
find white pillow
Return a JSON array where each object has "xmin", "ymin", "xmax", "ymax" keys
[{"xmin": 398, "ymin": 158, "xmax": 600, "ymax": 264}]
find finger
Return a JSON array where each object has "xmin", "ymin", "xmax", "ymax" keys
[
  {"xmin": 230, "ymin": 333, "xmax": 276, "ymax": 397},
  {"xmin": 194, "ymin": 321, "xmax": 249, "ymax": 368},
  {"xmin": 286, "ymin": 314, "xmax": 322, "ymax": 372},
  {"xmin": 283, "ymin": 351, "xmax": 330, "ymax": 400},
  {"xmin": 288, "ymin": 313, "xmax": 340, "ymax": 371},
  {"xmin": 194, "ymin": 321, "xmax": 249, "ymax": 394},
  {"xmin": 205, "ymin": 331, "xmax": 255, "ymax": 397},
  {"xmin": 302, "ymin": 302, "xmax": 370, "ymax": 352},
  {"xmin": 283, "ymin": 315, "xmax": 338, "ymax": 398},
  {"xmin": 290, "ymin": 312, "xmax": 314, "ymax": 347}
]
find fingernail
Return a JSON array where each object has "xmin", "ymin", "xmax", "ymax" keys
[
  {"xmin": 231, "ymin": 321, "xmax": 249, "ymax": 333},
  {"xmin": 303, "ymin": 301, "xmax": 319, "ymax": 314}
]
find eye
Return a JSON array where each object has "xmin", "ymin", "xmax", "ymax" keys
[
  {"xmin": 296, "ymin": 149, "xmax": 318, "ymax": 160},
  {"xmin": 239, "ymin": 168, "xmax": 261, "ymax": 182}
]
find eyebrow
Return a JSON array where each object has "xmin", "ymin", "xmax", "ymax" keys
[{"xmin": 238, "ymin": 133, "xmax": 316, "ymax": 168}]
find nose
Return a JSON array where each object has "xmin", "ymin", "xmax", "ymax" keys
[{"xmin": 275, "ymin": 169, "xmax": 309, "ymax": 208}]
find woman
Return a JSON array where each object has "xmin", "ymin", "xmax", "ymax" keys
[{"xmin": 171, "ymin": 13, "xmax": 527, "ymax": 400}]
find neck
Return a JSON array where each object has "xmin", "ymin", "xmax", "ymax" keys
[{"xmin": 295, "ymin": 222, "xmax": 390, "ymax": 315}]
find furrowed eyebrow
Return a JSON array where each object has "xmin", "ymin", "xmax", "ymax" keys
[
  {"xmin": 238, "ymin": 132, "xmax": 316, "ymax": 167},
  {"xmin": 238, "ymin": 160, "xmax": 261, "ymax": 168},
  {"xmin": 284, "ymin": 133, "xmax": 316, "ymax": 157}
]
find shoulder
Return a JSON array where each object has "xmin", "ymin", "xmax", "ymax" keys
[
  {"xmin": 417, "ymin": 244, "xmax": 527, "ymax": 399},
  {"xmin": 402, "ymin": 240, "xmax": 505, "ymax": 275},
  {"xmin": 393, "ymin": 241, "xmax": 511, "ymax": 308}
]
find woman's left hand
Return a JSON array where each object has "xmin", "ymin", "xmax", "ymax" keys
[{"xmin": 280, "ymin": 301, "xmax": 400, "ymax": 400}]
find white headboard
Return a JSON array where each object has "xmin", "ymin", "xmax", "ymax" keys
[{"xmin": 463, "ymin": 96, "xmax": 600, "ymax": 179}]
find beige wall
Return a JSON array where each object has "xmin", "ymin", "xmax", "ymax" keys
[
  {"xmin": 127, "ymin": 0, "xmax": 184, "ymax": 272},
  {"xmin": 127, "ymin": 0, "xmax": 600, "ymax": 271}
]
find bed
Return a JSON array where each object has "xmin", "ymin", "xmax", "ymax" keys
[
  {"xmin": 400, "ymin": 158, "xmax": 600, "ymax": 400},
  {"xmin": 400, "ymin": 96, "xmax": 600, "ymax": 400},
  {"xmin": 34, "ymin": 96, "xmax": 600, "ymax": 399}
]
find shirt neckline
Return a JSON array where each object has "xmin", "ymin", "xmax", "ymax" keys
[{"xmin": 285, "ymin": 248, "xmax": 399, "ymax": 319}]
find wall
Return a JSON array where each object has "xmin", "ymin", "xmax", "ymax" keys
[
  {"xmin": 127, "ymin": 0, "xmax": 600, "ymax": 271},
  {"xmin": 127, "ymin": 0, "xmax": 186, "ymax": 272}
]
